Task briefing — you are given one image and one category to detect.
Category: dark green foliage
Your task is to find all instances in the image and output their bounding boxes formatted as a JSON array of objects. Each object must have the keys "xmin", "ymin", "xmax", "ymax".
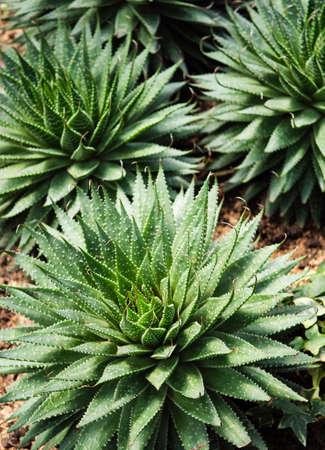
[
  {"xmin": 0, "ymin": 24, "xmax": 200, "ymax": 250},
  {"xmin": 197, "ymin": 0, "xmax": 325, "ymax": 226},
  {"xmin": 0, "ymin": 168, "xmax": 315, "ymax": 449},
  {"xmin": 293, "ymin": 266, "xmax": 325, "ymax": 365},
  {"xmin": 252, "ymin": 398, "xmax": 325, "ymax": 447},
  {"xmin": 292, "ymin": 265, "xmax": 325, "ymax": 402},
  {"xmin": 7, "ymin": 0, "xmax": 221, "ymax": 70}
]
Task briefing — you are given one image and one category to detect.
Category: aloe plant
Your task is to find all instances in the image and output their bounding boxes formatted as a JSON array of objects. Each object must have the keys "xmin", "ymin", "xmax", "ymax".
[
  {"xmin": 0, "ymin": 24, "xmax": 200, "ymax": 250},
  {"xmin": 196, "ymin": 0, "xmax": 325, "ymax": 226},
  {"xmin": 7, "ymin": 0, "xmax": 220, "ymax": 70},
  {"xmin": 0, "ymin": 168, "xmax": 315, "ymax": 449}
]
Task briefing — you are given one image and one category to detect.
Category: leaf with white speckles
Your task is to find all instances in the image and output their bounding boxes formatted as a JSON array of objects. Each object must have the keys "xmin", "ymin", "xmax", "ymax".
[
  {"xmin": 169, "ymin": 390, "xmax": 220, "ymax": 426},
  {"xmin": 129, "ymin": 386, "xmax": 167, "ymax": 444},
  {"xmin": 171, "ymin": 405, "xmax": 209, "ymax": 450},
  {"xmin": 167, "ymin": 364, "xmax": 205, "ymax": 399}
]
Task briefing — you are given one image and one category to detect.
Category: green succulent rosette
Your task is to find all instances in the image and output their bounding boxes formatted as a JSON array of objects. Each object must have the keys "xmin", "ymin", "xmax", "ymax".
[
  {"xmin": 0, "ymin": 168, "xmax": 315, "ymax": 449},
  {"xmin": 197, "ymin": 0, "xmax": 325, "ymax": 226},
  {"xmin": 0, "ymin": 24, "xmax": 200, "ymax": 249}
]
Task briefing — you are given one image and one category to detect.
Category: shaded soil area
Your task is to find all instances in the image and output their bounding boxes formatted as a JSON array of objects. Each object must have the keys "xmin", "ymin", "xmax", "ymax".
[{"xmin": 0, "ymin": 5, "xmax": 22, "ymax": 56}]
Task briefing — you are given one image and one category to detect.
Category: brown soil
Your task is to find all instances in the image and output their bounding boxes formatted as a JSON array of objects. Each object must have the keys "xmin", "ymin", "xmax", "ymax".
[{"xmin": 0, "ymin": 4, "xmax": 22, "ymax": 56}]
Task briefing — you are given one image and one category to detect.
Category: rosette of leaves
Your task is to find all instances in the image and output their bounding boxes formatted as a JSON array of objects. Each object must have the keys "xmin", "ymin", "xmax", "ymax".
[
  {"xmin": 0, "ymin": 24, "xmax": 200, "ymax": 250},
  {"xmin": 0, "ymin": 168, "xmax": 316, "ymax": 449},
  {"xmin": 7, "ymin": 0, "xmax": 220, "ymax": 70},
  {"xmin": 196, "ymin": 0, "xmax": 325, "ymax": 226}
]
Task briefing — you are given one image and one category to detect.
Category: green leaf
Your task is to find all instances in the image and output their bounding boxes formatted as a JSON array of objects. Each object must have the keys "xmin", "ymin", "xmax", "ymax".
[
  {"xmin": 217, "ymin": 244, "xmax": 279, "ymax": 294},
  {"xmin": 109, "ymin": 142, "xmax": 176, "ymax": 160},
  {"xmin": 265, "ymin": 97, "xmax": 304, "ymax": 112},
  {"xmin": 200, "ymin": 332, "xmax": 265, "ymax": 367},
  {"xmin": 212, "ymin": 394, "xmax": 251, "ymax": 447},
  {"xmin": 240, "ymin": 366, "xmax": 306, "ymax": 402},
  {"xmin": 0, "ymin": 326, "xmax": 39, "ymax": 343},
  {"xmin": 280, "ymin": 140, "xmax": 309, "ymax": 176},
  {"xmin": 70, "ymin": 141, "xmax": 96, "ymax": 162},
  {"xmin": 129, "ymin": 386, "xmax": 167, "ymax": 444},
  {"xmin": 242, "ymin": 308, "xmax": 316, "ymax": 336},
  {"xmin": 146, "ymin": 356, "xmax": 179, "ymax": 390},
  {"xmin": 266, "ymin": 119, "xmax": 304, "ymax": 150},
  {"xmin": 79, "ymin": 375, "xmax": 147, "ymax": 427},
  {"xmin": 45, "ymin": 171, "xmax": 76, "ymax": 205},
  {"xmin": 116, "ymin": 344, "xmax": 151, "ymax": 357},
  {"xmin": 239, "ymin": 332, "xmax": 298, "ymax": 359},
  {"xmin": 94, "ymin": 162, "xmax": 124, "ymax": 181},
  {"xmin": 141, "ymin": 327, "xmax": 166, "ymax": 347},
  {"xmin": 1, "ymin": 180, "xmax": 49, "ymax": 218},
  {"xmin": 304, "ymin": 324, "xmax": 325, "ymax": 355},
  {"xmin": 97, "ymin": 357, "xmax": 155, "ymax": 385},
  {"xmin": 276, "ymin": 400, "xmax": 314, "ymax": 447},
  {"xmin": 215, "ymin": 74, "xmax": 278, "ymax": 97},
  {"xmin": 67, "ymin": 161, "xmax": 100, "ymax": 180},
  {"xmin": 182, "ymin": 336, "xmax": 231, "ymax": 362},
  {"xmin": 54, "ymin": 356, "xmax": 107, "ymax": 381},
  {"xmin": 169, "ymin": 390, "xmax": 220, "ymax": 426},
  {"xmin": 167, "ymin": 364, "xmax": 204, "ymax": 399},
  {"xmin": 151, "ymin": 345, "xmax": 177, "ymax": 360},
  {"xmin": 29, "ymin": 389, "xmax": 93, "ymax": 424},
  {"xmin": 75, "ymin": 412, "xmax": 120, "ymax": 450},
  {"xmin": 119, "ymin": 314, "xmax": 146, "ymax": 342},
  {"xmin": 193, "ymin": 294, "xmax": 231, "ymax": 331},
  {"xmin": 0, "ymin": 370, "xmax": 51, "ymax": 402},
  {"xmin": 314, "ymin": 117, "xmax": 325, "ymax": 157},
  {"xmin": 114, "ymin": 6, "xmax": 137, "ymax": 37},
  {"xmin": 0, "ymin": 159, "xmax": 68, "ymax": 179},
  {"xmin": 176, "ymin": 321, "xmax": 202, "ymax": 351},
  {"xmin": 170, "ymin": 406, "xmax": 209, "ymax": 450},
  {"xmin": 204, "ymin": 367, "xmax": 270, "ymax": 401},
  {"xmin": 293, "ymin": 109, "xmax": 321, "ymax": 128}
]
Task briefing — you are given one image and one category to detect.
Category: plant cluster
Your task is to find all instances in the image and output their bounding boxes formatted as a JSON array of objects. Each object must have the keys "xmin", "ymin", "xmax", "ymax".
[
  {"xmin": 0, "ymin": 171, "xmax": 315, "ymax": 449},
  {"xmin": 197, "ymin": 0, "xmax": 325, "ymax": 226},
  {"xmin": 0, "ymin": 1, "xmax": 324, "ymax": 449}
]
